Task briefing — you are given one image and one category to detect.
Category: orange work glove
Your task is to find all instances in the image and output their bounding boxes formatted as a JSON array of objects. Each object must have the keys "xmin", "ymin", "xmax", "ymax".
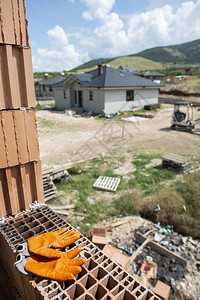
[
  {"xmin": 25, "ymin": 247, "xmax": 86, "ymax": 281},
  {"xmin": 28, "ymin": 228, "xmax": 80, "ymax": 259}
]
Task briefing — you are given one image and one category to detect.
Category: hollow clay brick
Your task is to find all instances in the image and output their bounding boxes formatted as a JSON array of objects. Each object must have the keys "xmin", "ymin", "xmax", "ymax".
[
  {"xmin": 0, "ymin": 45, "xmax": 35, "ymax": 109},
  {"xmin": 0, "ymin": 161, "xmax": 44, "ymax": 217},
  {"xmin": 0, "ymin": 0, "xmax": 29, "ymax": 46},
  {"xmin": 154, "ymin": 280, "xmax": 170, "ymax": 300},
  {"xmin": 103, "ymin": 245, "xmax": 130, "ymax": 271},
  {"xmin": 25, "ymin": 109, "xmax": 40, "ymax": 161},
  {"xmin": 0, "ymin": 109, "xmax": 39, "ymax": 168},
  {"xmin": 0, "ymin": 111, "xmax": 19, "ymax": 167},
  {"xmin": 89, "ymin": 283, "xmax": 107, "ymax": 300},
  {"xmin": 0, "ymin": 207, "xmax": 162, "ymax": 299},
  {"xmin": 91, "ymin": 227, "xmax": 107, "ymax": 237}
]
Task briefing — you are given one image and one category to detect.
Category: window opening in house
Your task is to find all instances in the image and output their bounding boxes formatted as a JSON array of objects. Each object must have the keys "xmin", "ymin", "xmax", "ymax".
[
  {"xmin": 89, "ymin": 91, "xmax": 93, "ymax": 101},
  {"xmin": 43, "ymin": 86, "xmax": 45, "ymax": 92},
  {"xmin": 49, "ymin": 87, "xmax": 53, "ymax": 92},
  {"xmin": 63, "ymin": 90, "xmax": 66, "ymax": 99},
  {"xmin": 74, "ymin": 91, "xmax": 77, "ymax": 104},
  {"xmin": 126, "ymin": 90, "xmax": 134, "ymax": 101}
]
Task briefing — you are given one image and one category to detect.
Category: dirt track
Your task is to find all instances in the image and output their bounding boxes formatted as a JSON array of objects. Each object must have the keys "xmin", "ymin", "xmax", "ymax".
[{"xmin": 37, "ymin": 105, "xmax": 200, "ymax": 168}]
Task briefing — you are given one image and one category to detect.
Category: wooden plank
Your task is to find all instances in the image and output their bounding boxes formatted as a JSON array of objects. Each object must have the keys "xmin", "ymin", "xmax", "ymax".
[
  {"xmin": 48, "ymin": 204, "xmax": 75, "ymax": 210},
  {"xmin": 110, "ymin": 218, "xmax": 132, "ymax": 228}
]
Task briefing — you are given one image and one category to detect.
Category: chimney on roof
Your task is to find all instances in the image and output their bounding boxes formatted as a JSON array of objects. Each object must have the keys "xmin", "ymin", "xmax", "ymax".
[{"xmin": 98, "ymin": 62, "xmax": 103, "ymax": 76}]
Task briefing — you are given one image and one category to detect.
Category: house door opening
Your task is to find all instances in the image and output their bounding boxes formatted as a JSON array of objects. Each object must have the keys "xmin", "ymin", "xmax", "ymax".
[{"xmin": 78, "ymin": 91, "xmax": 83, "ymax": 107}]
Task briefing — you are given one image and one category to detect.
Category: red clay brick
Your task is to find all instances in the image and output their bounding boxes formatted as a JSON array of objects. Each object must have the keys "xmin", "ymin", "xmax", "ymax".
[
  {"xmin": 154, "ymin": 280, "xmax": 170, "ymax": 300},
  {"xmin": 0, "ymin": 110, "xmax": 40, "ymax": 169},
  {"xmin": 0, "ymin": 0, "xmax": 29, "ymax": 46},
  {"xmin": 0, "ymin": 161, "xmax": 44, "ymax": 217},
  {"xmin": 0, "ymin": 45, "xmax": 35, "ymax": 109}
]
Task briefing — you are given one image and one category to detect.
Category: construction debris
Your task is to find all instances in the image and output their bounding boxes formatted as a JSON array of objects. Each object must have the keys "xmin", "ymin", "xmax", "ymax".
[
  {"xmin": 161, "ymin": 152, "xmax": 191, "ymax": 172},
  {"xmin": 42, "ymin": 156, "xmax": 99, "ymax": 202},
  {"xmin": 93, "ymin": 176, "xmax": 121, "ymax": 192},
  {"xmin": 135, "ymin": 258, "xmax": 157, "ymax": 288},
  {"xmin": 135, "ymin": 232, "xmax": 188, "ymax": 267},
  {"xmin": 96, "ymin": 216, "xmax": 200, "ymax": 299}
]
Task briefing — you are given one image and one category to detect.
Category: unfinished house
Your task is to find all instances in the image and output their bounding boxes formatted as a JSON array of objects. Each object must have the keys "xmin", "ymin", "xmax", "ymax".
[
  {"xmin": 53, "ymin": 64, "xmax": 163, "ymax": 114},
  {"xmin": 0, "ymin": 1, "xmax": 162, "ymax": 299},
  {"xmin": 35, "ymin": 74, "xmax": 67, "ymax": 98}
]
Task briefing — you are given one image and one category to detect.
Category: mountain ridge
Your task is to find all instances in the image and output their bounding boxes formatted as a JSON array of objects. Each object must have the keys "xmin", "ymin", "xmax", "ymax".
[{"xmin": 70, "ymin": 39, "xmax": 200, "ymax": 72}]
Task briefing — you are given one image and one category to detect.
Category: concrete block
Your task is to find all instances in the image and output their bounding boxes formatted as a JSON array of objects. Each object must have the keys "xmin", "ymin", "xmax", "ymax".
[
  {"xmin": 0, "ymin": 0, "xmax": 29, "ymax": 46},
  {"xmin": 154, "ymin": 280, "xmax": 170, "ymax": 300},
  {"xmin": 0, "ymin": 45, "xmax": 35, "ymax": 109}
]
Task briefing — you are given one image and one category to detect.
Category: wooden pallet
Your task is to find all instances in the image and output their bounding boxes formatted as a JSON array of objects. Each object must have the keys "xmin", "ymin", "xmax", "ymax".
[
  {"xmin": 161, "ymin": 153, "xmax": 191, "ymax": 171},
  {"xmin": 161, "ymin": 153, "xmax": 190, "ymax": 166},
  {"xmin": 93, "ymin": 176, "xmax": 120, "ymax": 192}
]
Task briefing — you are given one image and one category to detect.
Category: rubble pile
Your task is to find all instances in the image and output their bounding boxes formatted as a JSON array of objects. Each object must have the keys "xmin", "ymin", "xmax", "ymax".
[{"xmin": 97, "ymin": 216, "xmax": 200, "ymax": 299}]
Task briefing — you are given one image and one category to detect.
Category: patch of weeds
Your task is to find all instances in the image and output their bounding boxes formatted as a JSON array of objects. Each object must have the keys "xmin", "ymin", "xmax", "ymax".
[
  {"xmin": 111, "ymin": 191, "xmax": 142, "ymax": 217},
  {"xmin": 140, "ymin": 170, "xmax": 200, "ymax": 238},
  {"xmin": 37, "ymin": 117, "xmax": 61, "ymax": 128},
  {"xmin": 35, "ymin": 103, "xmax": 55, "ymax": 111}
]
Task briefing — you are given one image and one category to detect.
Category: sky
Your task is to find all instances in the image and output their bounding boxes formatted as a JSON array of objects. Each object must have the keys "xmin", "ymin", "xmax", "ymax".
[{"xmin": 25, "ymin": 0, "xmax": 200, "ymax": 72}]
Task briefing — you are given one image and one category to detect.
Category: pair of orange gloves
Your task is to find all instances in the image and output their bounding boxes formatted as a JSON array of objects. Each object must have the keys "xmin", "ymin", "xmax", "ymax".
[{"xmin": 23, "ymin": 228, "xmax": 86, "ymax": 281}]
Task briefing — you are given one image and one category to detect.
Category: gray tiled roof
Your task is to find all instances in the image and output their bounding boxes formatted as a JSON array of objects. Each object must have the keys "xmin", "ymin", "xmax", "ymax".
[
  {"xmin": 52, "ymin": 66, "xmax": 164, "ymax": 89},
  {"xmin": 142, "ymin": 70, "xmax": 165, "ymax": 77},
  {"xmin": 81, "ymin": 66, "xmax": 163, "ymax": 88},
  {"xmin": 36, "ymin": 75, "xmax": 67, "ymax": 86}
]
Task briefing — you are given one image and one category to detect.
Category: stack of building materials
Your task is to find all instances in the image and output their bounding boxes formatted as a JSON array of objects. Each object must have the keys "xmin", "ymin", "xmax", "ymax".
[
  {"xmin": 88, "ymin": 227, "xmax": 108, "ymax": 250},
  {"xmin": 42, "ymin": 172, "xmax": 57, "ymax": 202},
  {"xmin": 144, "ymin": 104, "xmax": 160, "ymax": 110},
  {"xmin": 161, "ymin": 153, "xmax": 191, "ymax": 172},
  {"xmin": 0, "ymin": 0, "xmax": 44, "ymax": 217},
  {"xmin": 42, "ymin": 165, "xmax": 70, "ymax": 202},
  {"xmin": 0, "ymin": 205, "xmax": 161, "ymax": 299}
]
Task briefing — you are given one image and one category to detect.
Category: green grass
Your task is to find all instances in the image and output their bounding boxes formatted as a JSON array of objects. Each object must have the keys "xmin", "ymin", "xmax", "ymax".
[
  {"xmin": 35, "ymin": 103, "xmax": 55, "ymax": 111},
  {"xmin": 55, "ymin": 151, "xmax": 200, "ymax": 237},
  {"xmin": 75, "ymin": 56, "xmax": 164, "ymax": 73}
]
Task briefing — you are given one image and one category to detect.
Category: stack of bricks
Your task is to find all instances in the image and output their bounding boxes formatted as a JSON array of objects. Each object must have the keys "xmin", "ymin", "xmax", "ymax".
[
  {"xmin": 0, "ymin": 0, "xmax": 44, "ymax": 217},
  {"xmin": 0, "ymin": 205, "xmax": 161, "ymax": 299}
]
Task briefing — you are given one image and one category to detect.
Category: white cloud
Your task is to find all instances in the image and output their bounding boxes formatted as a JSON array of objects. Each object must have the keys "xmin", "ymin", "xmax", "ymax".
[
  {"xmin": 76, "ymin": 0, "xmax": 200, "ymax": 58},
  {"xmin": 32, "ymin": 1, "xmax": 200, "ymax": 71},
  {"xmin": 33, "ymin": 25, "xmax": 89, "ymax": 71},
  {"xmin": 126, "ymin": 0, "xmax": 200, "ymax": 52},
  {"xmin": 81, "ymin": 0, "xmax": 115, "ymax": 20}
]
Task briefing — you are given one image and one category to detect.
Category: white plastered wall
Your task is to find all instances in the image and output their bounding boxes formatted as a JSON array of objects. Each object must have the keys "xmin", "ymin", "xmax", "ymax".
[{"xmin": 104, "ymin": 88, "xmax": 159, "ymax": 114}]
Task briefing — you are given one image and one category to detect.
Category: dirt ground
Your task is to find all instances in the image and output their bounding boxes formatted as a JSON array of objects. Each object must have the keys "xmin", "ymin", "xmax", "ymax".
[{"xmin": 36, "ymin": 104, "xmax": 200, "ymax": 168}]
